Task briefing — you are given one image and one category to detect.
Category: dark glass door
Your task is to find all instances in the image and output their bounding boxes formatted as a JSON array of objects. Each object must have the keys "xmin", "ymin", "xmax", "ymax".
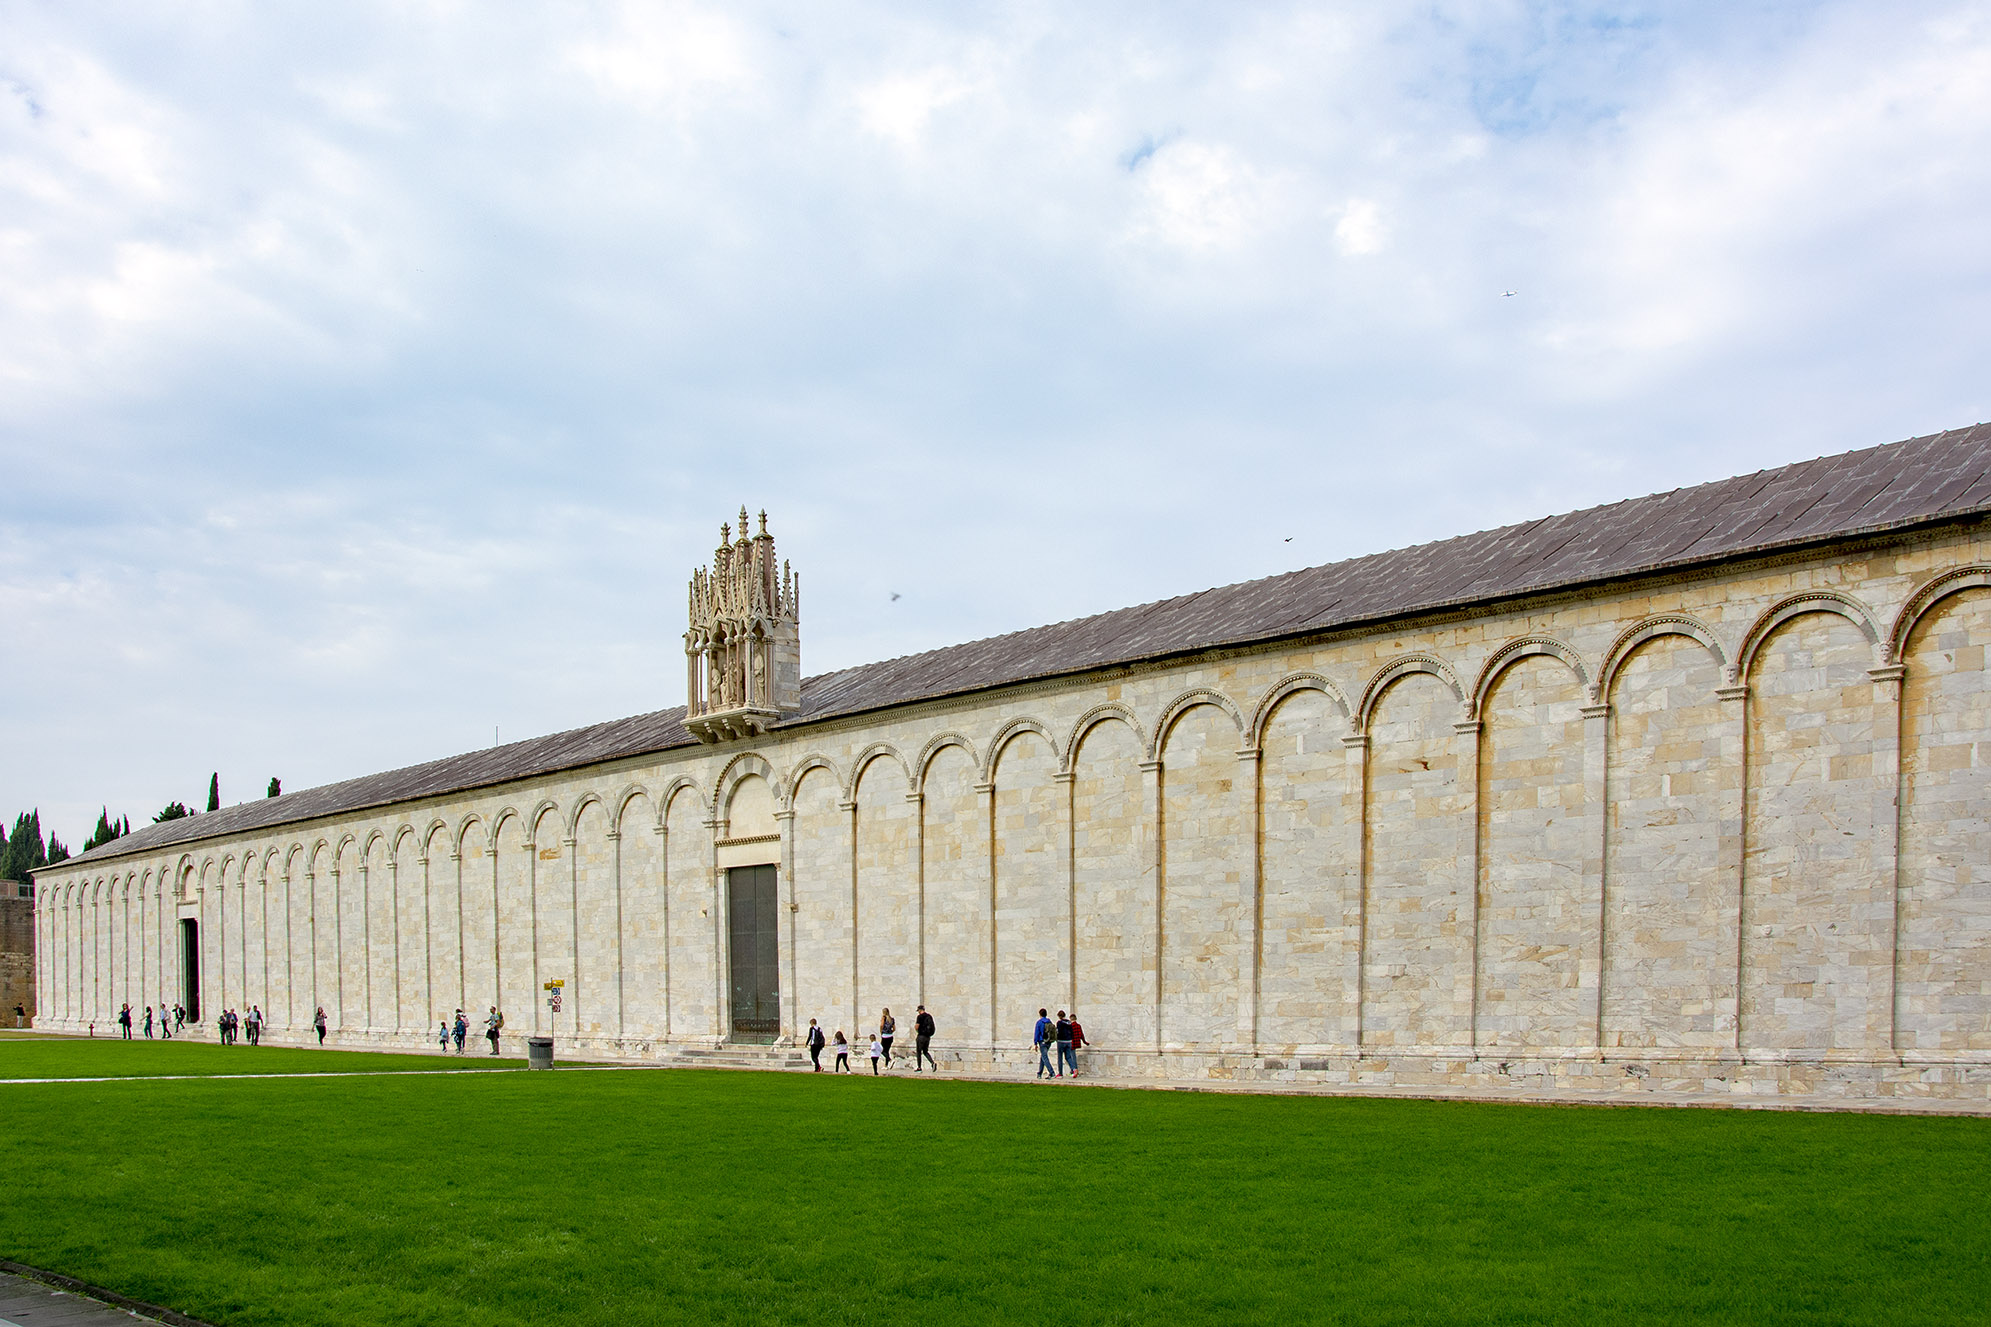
[
  {"xmin": 179, "ymin": 918, "xmax": 201, "ymax": 1021},
  {"xmin": 728, "ymin": 865, "xmax": 779, "ymax": 1041}
]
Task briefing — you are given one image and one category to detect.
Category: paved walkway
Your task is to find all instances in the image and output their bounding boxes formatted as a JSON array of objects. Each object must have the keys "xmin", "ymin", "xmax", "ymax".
[{"xmin": 0, "ymin": 1267, "xmax": 207, "ymax": 1327}]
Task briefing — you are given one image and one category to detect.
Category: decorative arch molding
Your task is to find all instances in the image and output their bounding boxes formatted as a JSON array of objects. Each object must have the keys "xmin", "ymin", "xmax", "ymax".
[
  {"xmin": 1246, "ymin": 673, "xmax": 1354, "ymax": 750},
  {"xmin": 1148, "ymin": 688, "xmax": 1248, "ymax": 763},
  {"xmin": 777, "ymin": 758, "xmax": 840, "ymax": 812},
  {"xmin": 1888, "ymin": 565, "xmax": 1991, "ymax": 663},
  {"xmin": 389, "ymin": 823, "xmax": 421, "ymax": 855},
  {"xmin": 609, "ymin": 783, "xmax": 658, "ymax": 834},
  {"xmin": 656, "ymin": 776, "xmax": 708, "ymax": 824},
  {"xmin": 849, "ymin": 743, "xmax": 914, "ymax": 798},
  {"xmin": 360, "ymin": 829, "xmax": 389, "ymax": 861},
  {"xmin": 420, "ymin": 819, "xmax": 452, "ymax": 856},
  {"xmin": 566, "ymin": 791, "xmax": 607, "ymax": 838},
  {"xmin": 714, "ymin": 752, "xmax": 778, "ymax": 820},
  {"xmin": 260, "ymin": 846, "xmax": 283, "ymax": 874},
  {"xmin": 984, "ymin": 717, "xmax": 1059, "ymax": 783},
  {"xmin": 453, "ymin": 814, "xmax": 488, "ymax": 856},
  {"xmin": 217, "ymin": 853, "xmax": 236, "ymax": 882},
  {"xmin": 1469, "ymin": 637, "xmax": 1589, "ymax": 720},
  {"xmin": 527, "ymin": 798, "xmax": 564, "ymax": 842},
  {"xmin": 486, "ymin": 807, "xmax": 525, "ymax": 845},
  {"xmin": 913, "ymin": 732, "xmax": 980, "ymax": 792},
  {"xmin": 1732, "ymin": 590, "xmax": 1882, "ymax": 683},
  {"xmin": 1063, "ymin": 702, "xmax": 1146, "ymax": 772},
  {"xmin": 332, "ymin": 832, "xmax": 359, "ymax": 868},
  {"xmin": 305, "ymin": 841, "xmax": 330, "ymax": 875},
  {"xmin": 1356, "ymin": 654, "xmax": 1466, "ymax": 731},
  {"xmin": 1593, "ymin": 613, "xmax": 1726, "ymax": 703}
]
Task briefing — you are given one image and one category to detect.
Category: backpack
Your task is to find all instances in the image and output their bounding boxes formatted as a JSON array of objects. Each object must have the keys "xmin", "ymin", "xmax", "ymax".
[{"xmin": 917, "ymin": 1012, "xmax": 934, "ymax": 1037}]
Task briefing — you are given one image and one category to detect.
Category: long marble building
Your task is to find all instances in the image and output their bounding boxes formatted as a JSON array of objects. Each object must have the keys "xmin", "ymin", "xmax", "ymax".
[{"xmin": 30, "ymin": 422, "xmax": 1991, "ymax": 1103}]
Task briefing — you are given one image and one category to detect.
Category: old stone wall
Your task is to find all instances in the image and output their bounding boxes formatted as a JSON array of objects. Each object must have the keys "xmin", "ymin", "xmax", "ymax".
[
  {"xmin": 27, "ymin": 528, "xmax": 1991, "ymax": 1103},
  {"xmin": 1, "ymin": 893, "xmax": 33, "ymax": 1025}
]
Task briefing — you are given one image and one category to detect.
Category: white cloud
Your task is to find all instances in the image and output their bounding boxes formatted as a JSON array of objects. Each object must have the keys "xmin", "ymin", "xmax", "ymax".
[{"xmin": 1333, "ymin": 198, "xmax": 1385, "ymax": 255}]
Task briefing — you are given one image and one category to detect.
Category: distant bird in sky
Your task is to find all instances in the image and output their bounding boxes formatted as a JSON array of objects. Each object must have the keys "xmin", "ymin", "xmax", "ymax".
[
  {"xmin": 1284, "ymin": 537, "xmax": 1293, "ymax": 542},
  {"xmin": 890, "ymin": 592, "xmax": 901, "ymax": 601},
  {"xmin": 1502, "ymin": 290, "xmax": 1518, "ymax": 297}
]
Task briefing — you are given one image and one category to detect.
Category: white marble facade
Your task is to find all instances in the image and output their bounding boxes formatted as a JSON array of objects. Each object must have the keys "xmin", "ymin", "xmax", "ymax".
[{"xmin": 30, "ymin": 525, "xmax": 1991, "ymax": 1104}]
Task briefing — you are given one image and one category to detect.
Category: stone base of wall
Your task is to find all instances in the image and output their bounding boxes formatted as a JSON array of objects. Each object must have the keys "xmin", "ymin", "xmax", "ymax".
[{"xmin": 32, "ymin": 1018, "xmax": 1991, "ymax": 1106}]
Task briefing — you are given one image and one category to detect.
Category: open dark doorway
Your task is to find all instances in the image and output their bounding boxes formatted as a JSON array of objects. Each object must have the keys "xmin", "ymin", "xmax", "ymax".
[
  {"xmin": 727, "ymin": 865, "xmax": 779, "ymax": 1042},
  {"xmin": 179, "ymin": 918, "xmax": 200, "ymax": 1022}
]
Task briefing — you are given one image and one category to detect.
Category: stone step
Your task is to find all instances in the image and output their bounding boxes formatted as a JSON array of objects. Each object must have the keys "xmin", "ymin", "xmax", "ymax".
[{"xmin": 668, "ymin": 1046, "xmax": 810, "ymax": 1071}]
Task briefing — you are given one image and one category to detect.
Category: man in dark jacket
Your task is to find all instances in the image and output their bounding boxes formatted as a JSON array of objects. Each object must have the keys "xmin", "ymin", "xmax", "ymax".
[
  {"xmin": 805, "ymin": 1019, "xmax": 827, "ymax": 1071},
  {"xmin": 913, "ymin": 1006, "xmax": 937, "ymax": 1072},
  {"xmin": 1054, "ymin": 1011, "xmax": 1075, "ymax": 1078},
  {"xmin": 1034, "ymin": 1008, "xmax": 1055, "ymax": 1079}
]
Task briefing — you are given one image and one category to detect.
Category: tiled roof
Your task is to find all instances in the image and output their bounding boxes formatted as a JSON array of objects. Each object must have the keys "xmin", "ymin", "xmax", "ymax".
[{"xmin": 61, "ymin": 421, "xmax": 1991, "ymax": 869}]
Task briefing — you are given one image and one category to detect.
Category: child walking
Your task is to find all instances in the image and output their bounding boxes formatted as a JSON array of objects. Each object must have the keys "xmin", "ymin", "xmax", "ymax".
[
  {"xmin": 833, "ymin": 1030, "xmax": 850, "ymax": 1072},
  {"xmin": 867, "ymin": 1032, "xmax": 884, "ymax": 1075}
]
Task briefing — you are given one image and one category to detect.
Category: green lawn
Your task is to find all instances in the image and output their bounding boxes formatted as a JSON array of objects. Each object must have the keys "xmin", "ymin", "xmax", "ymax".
[
  {"xmin": 1, "ymin": 1042, "xmax": 1987, "ymax": 1326},
  {"xmin": 0, "ymin": 1032, "xmax": 516, "ymax": 1078}
]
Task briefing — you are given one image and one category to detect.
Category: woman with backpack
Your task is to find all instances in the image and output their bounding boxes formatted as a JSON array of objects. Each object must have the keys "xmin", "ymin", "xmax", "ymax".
[{"xmin": 878, "ymin": 1009, "xmax": 896, "ymax": 1068}]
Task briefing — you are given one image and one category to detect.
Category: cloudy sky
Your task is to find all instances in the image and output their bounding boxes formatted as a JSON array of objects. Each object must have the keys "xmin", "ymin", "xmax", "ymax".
[{"xmin": 3, "ymin": 1, "xmax": 1987, "ymax": 848}]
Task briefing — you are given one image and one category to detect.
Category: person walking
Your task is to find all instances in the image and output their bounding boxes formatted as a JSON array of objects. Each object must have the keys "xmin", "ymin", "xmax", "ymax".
[
  {"xmin": 248, "ymin": 1006, "xmax": 263, "ymax": 1046},
  {"xmin": 867, "ymin": 1031, "xmax": 884, "ymax": 1075},
  {"xmin": 453, "ymin": 1010, "xmax": 469, "ymax": 1054},
  {"xmin": 485, "ymin": 1006, "xmax": 504, "ymax": 1056},
  {"xmin": 878, "ymin": 1009, "xmax": 896, "ymax": 1069},
  {"xmin": 439, "ymin": 1019, "xmax": 451, "ymax": 1052},
  {"xmin": 914, "ymin": 1005, "xmax": 937, "ymax": 1072},
  {"xmin": 805, "ymin": 1019, "xmax": 826, "ymax": 1071},
  {"xmin": 833, "ymin": 1030, "xmax": 850, "ymax": 1072},
  {"xmin": 174, "ymin": 1004, "xmax": 185, "ymax": 1034},
  {"xmin": 142, "ymin": 1005, "xmax": 154, "ymax": 1039},
  {"xmin": 1068, "ymin": 1011, "xmax": 1086, "ymax": 1077},
  {"xmin": 1055, "ymin": 1010, "xmax": 1076, "ymax": 1079},
  {"xmin": 159, "ymin": 1001, "xmax": 173, "ymax": 1039},
  {"xmin": 1033, "ymin": 1008, "xmax": 1055, "ymax": 1079},
  {"xmin": 117, "ymin": 1003, "xmax": 133, "ymax": 1039},
  {"xmin": 313, "ymin": 1006, "xmax": 328, "ymax": 1045}
]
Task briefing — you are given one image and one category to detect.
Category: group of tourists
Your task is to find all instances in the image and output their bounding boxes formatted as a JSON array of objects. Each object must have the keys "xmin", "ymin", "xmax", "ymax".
[
  {"xmin": 215, "ymin": 1006, "xmax": 265, "ymax": 1045},
  {"xmin": 800, "ymin": 1005, "xmax": 1085, "ymax": 1078},
  {"xmin": 94, "ymin": 999, "xmax": 515, "ymax": 1053},
  {"xmin": 1032, "ymin": 1008, "xmax": 1085, "ymax": 1079},
  {"xmin": 804, "ymin": 1005, "xmax": 941, "ymax": 1074},
  {"xmin": 432, "ymin": 1008, "xmax": 506, "ymax": 1055},
  {"xmin": 116, "ymin": 1002, "xmax": 187, "ymax": 1039}
]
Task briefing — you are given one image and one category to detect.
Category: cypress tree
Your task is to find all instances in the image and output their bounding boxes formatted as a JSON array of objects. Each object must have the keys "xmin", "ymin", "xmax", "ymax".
[
  {"xmin": 2, "ymin": 812, "xmax": 45, "ymax": 879},
  {"xmin": 45, "ymin": 835, "xmax": 68, "ymax": 864},
  {"xmin": 83, "ymin": 807, "xmax": 125, "ymax": 852},
  {"xmin": 153, "ymin": 801, "xmax": 190, "ymax": 823},
  {"xmin": 267, "ymin": 777, "xmax": 281, "ymax": 798},
  {"xmin": 206, "ymin": 773, "xmax": 220, "ymax": 813}
]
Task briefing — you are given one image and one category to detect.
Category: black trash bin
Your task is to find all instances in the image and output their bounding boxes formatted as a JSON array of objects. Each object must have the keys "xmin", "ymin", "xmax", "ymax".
[{"xmin": 527, "ymin": 1036, "xmax": 555, "ymax": 1070}]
